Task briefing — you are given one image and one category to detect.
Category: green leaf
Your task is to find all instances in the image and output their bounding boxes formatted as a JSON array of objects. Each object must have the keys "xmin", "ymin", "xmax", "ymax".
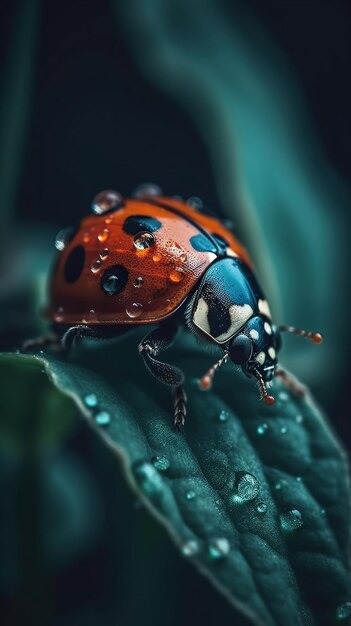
[{"xmin": 4, "ymin": 328, "xmax": 350, "ymax": 626}]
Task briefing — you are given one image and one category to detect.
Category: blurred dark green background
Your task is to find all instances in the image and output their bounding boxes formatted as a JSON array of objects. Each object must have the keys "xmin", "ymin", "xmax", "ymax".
[{"xmin": 1, "ymin": 1, "xmax": 350, "ymax": 625}]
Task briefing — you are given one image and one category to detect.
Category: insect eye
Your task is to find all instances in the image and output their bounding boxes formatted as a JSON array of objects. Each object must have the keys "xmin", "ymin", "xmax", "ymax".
[
  {"xmin": 229, "ymin": 334, "xmax": 253, "ymax": 365},
  {"xmin": 133, "ymin": 231, "xmax": 155, "ymax": 250},
  {"xmin": 272, "ymin": 325, "xmax": 282, "ymax": 352}
]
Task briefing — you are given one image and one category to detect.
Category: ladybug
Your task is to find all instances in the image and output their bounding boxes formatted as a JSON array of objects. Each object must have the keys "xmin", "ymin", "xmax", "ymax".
[{"xmin": 24, "ymin": 185, "xmax": 323, "ymax": 428}]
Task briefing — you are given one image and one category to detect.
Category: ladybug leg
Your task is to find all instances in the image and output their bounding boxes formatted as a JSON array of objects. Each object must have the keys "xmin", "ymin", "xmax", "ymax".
[
  {"xmin": 275, "ymin": 367, "xmax": 306, "ymax": 397},
  {"xmin": 22, "ymin": 333, "xmax": 62, "ymax": 352},
  {"xmin": 138, "ymin": 323, "xmax": 187, "ymax": 429},
  {"xmin": 61, "ymin": 324, "xmax": 100, "ymax": 351}
]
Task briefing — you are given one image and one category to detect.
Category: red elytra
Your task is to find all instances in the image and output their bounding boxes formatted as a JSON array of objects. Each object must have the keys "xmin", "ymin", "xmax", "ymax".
[{"xmin": 49, "ymin": 196, "xmax": 251, "ymax": 326}]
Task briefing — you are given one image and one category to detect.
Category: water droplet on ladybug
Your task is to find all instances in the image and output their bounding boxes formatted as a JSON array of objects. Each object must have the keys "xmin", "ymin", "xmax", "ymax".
[
  {"xmin": 133, "ymin": 182, "xmax": 162, "ymax": 198},
  {"xmin": 169, "ymin": 268, "xmax": 184, "ymax": 283},
  {"xmin": 126, "ymin": 303, "xmax": 143, "ymax": 318},
  {"xmin": 133, "ymin": 276, "xmax": 144, "ymax": 288},
  {"xmin": 83, "ymin": 309, "xmax": 97, "ymax": 323},
  {"xmin": 133, "ymin": 231, "xmax": 155, "ymax": 250},
  {"xmin": 55, "ymin": 306, "xmax": 65, "ymax": 322},
  {"xmin": 55, "ymin": 226, "xmax": 76, "ymax": 251},
  {"xmin": 187, "ymin": 196, "xmax": 203, "ymax": 210},
  {"xmin": 99, "ymin": 248, "xmax": 109, "ymax": 260},
  {"xmin": 91, "ymin": 259, "xmax": 102, "ymax": 273},
  {"xmin": 91, "ymin": 190, "xmax": 122, "ymax": 215},
  {"xmin": 97, "ymin": 228, "xmax": 109, "ymax": 243},
  {"xmin": 153, "ymin": 252, "xmax": 162, "ymax": 263}
]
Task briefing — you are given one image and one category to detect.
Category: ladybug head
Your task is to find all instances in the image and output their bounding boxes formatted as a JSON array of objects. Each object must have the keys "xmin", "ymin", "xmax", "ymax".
[
  {"xmin": 199, "ymin": 315, "xmax": 323, "ymax": 405},
  {"xmin": 228, "ymin": 316, "xmax": 281, "ymax": 405}
]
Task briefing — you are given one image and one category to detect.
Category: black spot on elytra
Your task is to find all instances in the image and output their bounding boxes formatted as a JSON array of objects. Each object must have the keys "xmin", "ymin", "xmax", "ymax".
[
  {"xmin": 64, "ymin": 245, "xmax": 85, "ymax": 283},
  {"xmin": 123, "ymin": 215, "xmax": 161, "ymax": 235},
  {"xmin": 101, "ymin": 265, "xmax": 128, "ymax": 295},
  {"xmin": 190, "ymin": 233, "xmax": 217, "ymax": 254}
]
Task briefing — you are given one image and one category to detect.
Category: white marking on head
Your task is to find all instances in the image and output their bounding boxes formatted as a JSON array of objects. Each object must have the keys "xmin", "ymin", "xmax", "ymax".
[
  {"xmin": 249, "ymin": 329, "xmax": 259, "ymax": 340},
  {"xmin": 258, "ymin": 299, "xmax": 272, "ymax": 319},
  {"xmin": 255, "ymin": 351, "xmax": 266, "ymax": 365},
  {"xmin": 215, "ymin": 304, "xmax": 254, "ymax": 343},
  {"xmin": 193, "ymin": 297, "xmax": 210, "ymax": 334},
  {"xmin": 226, "ymin": 248, "xmax": 239, "ymax": 258},
  {"xmin": 268, "ymin": 347, "xmax": 276, "ymax": 360},
  {"xmin": 264, "ymin": 322, "xmax": 272, "ymax": 335}
]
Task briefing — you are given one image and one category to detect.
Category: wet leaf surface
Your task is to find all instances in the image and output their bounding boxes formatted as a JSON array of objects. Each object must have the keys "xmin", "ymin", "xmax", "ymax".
[{"xmin": 2, "ymin": 327, "xmax": 349, "ymax": 626}]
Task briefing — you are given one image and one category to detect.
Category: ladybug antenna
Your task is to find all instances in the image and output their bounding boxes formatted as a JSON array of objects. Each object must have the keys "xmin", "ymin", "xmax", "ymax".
[
  {"xmin": 279, "ymin": 325, "xmax": 323, "ymax": 345},
  {"xmin": 199, "ymin": 351, "xmax": 229, "ymax": 391},
  {"xmin": 252, "ymin": 368, "xmax": 276, "ymax": 406}
]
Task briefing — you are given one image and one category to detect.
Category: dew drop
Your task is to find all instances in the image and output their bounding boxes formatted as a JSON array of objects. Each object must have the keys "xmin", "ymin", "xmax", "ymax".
[
  {"xmin": 91, "ymin": 259, "xmax": 102, "ymax": 273},
  {"xmin": 97, "ymin": 228, "xmax": 110, "ymax": 243},
  {"xmin": 82, "ymin": 309, "xmax": 97, "ymax": 323},
  {"xmin": 133, "ymin": 276, "xmax": 144, "ymax": 288},
  {"xmin": 152, "ymin": 252, "xmax": 162, "ymax": 263},
  {"xmin": 296, "ymin": 476, "xmax": 302, "ymax": 482},
  {"xmin": 99, "ymin": 248, "xmax": 109, "ymax": 260},
  {"xmin": 152, "ymin": 456, "xmax": 170, "ymax": 472},
  {"xmin": 84, "ymin": 393, "xmax": 98, "ymax": 408},
  {"xmin": 126, "ymin": 303, "xmax": 143, "ymax": 318},
  {"xmin": 257, "ymin": 423, "xmax": 268, "ymax": 435},
  {"xmin": 280, "ymin": 509, "xmax": 303, "ymax": 532},
  {"xmin": 91, "ymin": 189, "xmax": 122, "ymax": 214},
  {"xmin": 336, "ymin": 602, "xmax": 351, "ymax": 621},
  {"xmin": 55, "ymin": 306, "xmax": 65, "ymax": 322},
  {"xmin": 133, "ymin": 231, "xmax": 155, "ymax": 250},
  {"xmin": 187, "ymin": 196, "xmax": 203, "ymax": 210},
  {"xmin": 278, "ymin": 391, "xmax": 289, "ymax": 402},
  {"xmin": 55, "ymin": 226, "xmax": 76, "ymax": 251},
  {"xmin": 232, "ymin": 472, "xmax": 259, "ymax": 503},
  {"xmin": 218, "ymin": 410, "xmax": 229, "ymax": 423},
  {"xmin": 95, "ymin": 410, "xmax": 111, "ymax": 426},
  {"xmin": 256, "ymin": 502, "xmax": 267, "ymax": 514},
  {"xmin": 207, "ymin": 538, "xmax": 230, "ymax": 560},
  {"xmin": 186, "ymin": 490, "xmax": 196, "ymax": 501},
  {"xmin": 296, "ymin": 414, "xmax": 303, "ymax": 424},
  {"xmin": 169, "ymin": 268, "xmax": 184, "ymax": 283},
  {"xmin": 280, "ymin": 426, "xmax": 288, "ymax": 434},
  {"xmin": 274, "ymin": 480, "xmax": 286, "ymax": 491},
  {"xmin": 133, "ymin": 183, "xmax": 162, "ymax": 198},
  {"xmin": 132, "ymin": 461, "xmax": 163, "ymax": 499},
  {"xmin": 181, "ymin": 540, "xmax": 199, "ymax": 557}
]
